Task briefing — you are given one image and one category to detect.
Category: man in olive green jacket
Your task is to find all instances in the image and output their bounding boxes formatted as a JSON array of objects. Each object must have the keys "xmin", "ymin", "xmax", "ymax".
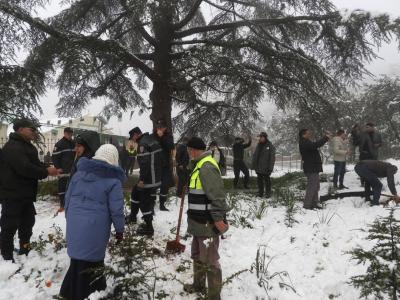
[{"xmin": 184, "ymin": 137, "xmax": 229, "ymax": 300}]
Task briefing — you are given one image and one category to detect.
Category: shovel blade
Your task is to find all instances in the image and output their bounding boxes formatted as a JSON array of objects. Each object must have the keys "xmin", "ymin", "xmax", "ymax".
[{"xmin": 166, "ymin": 240, "xmax": 186, "ymax": 254}]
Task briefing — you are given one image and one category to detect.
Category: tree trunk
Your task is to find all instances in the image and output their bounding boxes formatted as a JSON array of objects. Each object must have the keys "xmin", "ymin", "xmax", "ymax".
[{"xmin": 149, "ymin": 5, "xmax": 174, "ymax": 132}]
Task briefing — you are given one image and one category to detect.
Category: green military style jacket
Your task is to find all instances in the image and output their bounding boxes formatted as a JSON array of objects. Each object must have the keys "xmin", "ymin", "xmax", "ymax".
[{"xmin": 187, "ymin": 151, "xmax": 230, "ymax": 237}]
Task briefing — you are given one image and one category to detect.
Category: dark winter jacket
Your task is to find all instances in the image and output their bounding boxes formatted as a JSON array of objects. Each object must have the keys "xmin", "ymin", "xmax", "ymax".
[
  {"xmin": 153, "ymin": 132, "xmax": 174, "ymax": 169},
  {"xmin": 299, "ymin": 136, "xmax": 329, "ymax": 174},
  {"xmin": 211, "ymin": 148, "xmax": 226, "ymax": 171},
  {"xmin": 51, "ymin": 137, "xmax": 75, "ymax": 174},
  {"xmin": 233, "ymin": 139, "xmax": 251, "ymax": 161},
  {"xmin": 1, "ymin": 133, "xmax": 48, "ymax": 200},
  {"xmin": 359, "ymin": 131, "xmax": 382, "ymax": 160},
  {"xmin": 137, "ymin": 133, "xmax": 162, "ymax": 188},
  {"xmin": 69, "ymin": 130, "xmax": 101, "ymax": 179},
  {"xmin": 356, "ymin": 160, "xmax": 397, "ymax": 195},
  {"xmin": 176, "ymin": 143, "xmax": 189, "ymax": 169},
  {"xmin": 65, "ymin": 158, "xmax": 125, "ymax": 262},
  {"xmin": 252, "ymin": 141, "xmax": 276, "ymax": 175}
]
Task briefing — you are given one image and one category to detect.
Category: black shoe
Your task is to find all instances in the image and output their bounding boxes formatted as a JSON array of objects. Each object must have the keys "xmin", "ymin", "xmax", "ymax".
[
  {"xmin": 338, "ymin": 185, "xmax": 348, "ymax": 190},
  {"xmin": 183, "ymin": 283, "xmax": 206, "ymax": 294},
  {"xmin": 126, "ymin": 215, "xmax": 137, "ymax": 224},
  {"xmin": 313, "ymin": 205, "xmax": 323, "ymax": 210},
  {"xmin": 370, "ymin": 202, "xmax": 380, "ymax": 206},
  {"xmin": 303, "ymin": 206, "xmax": 314, "ymax": 210},
  {"xmin": 18, "ymin": 243, "xmax": 31, "ymax": 256},
  {"xmin": 136, "ymin": 223, "xmax": 154, "ymax": 237},
  {"xmin": 159, "ymin": 205, "xmax": 169, "ymax": 212},
  {"xmin": 265, "ymin": 193, "xmax": 272, "ymax": 198}
]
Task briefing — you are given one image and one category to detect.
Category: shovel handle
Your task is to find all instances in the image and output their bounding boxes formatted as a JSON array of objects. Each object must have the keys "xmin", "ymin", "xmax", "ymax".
[{"xmin": 175, "ymin": 186, "xmax": 187, "ymax": 242}]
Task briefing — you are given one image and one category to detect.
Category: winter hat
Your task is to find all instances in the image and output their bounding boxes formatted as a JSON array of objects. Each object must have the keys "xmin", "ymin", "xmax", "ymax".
[
  {"xmin": 13, "ymin": 118, "xmax": 39, "ymax": 131},
  {"xmin": 129, "ymin": 127, "xmax": 142, "ymax": 137},
  {"xmin": 187, "ymin": 137, "xmax": 206, "ymax": 150},
  {"xmin": 93, "ymin": 144, "xmax": 119, "ymax": 166},
  {"xmin": 259, "ymin": 132, "xmax": 268, "ymax": 138}
]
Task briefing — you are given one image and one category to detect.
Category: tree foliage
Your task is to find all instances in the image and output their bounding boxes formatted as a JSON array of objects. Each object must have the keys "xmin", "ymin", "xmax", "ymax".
[
  {"xmin": 349, "ymin": 208, "xmax": 400, "ymax": 300},
  {"xmin": 1, "ymin": 0, "xmax": 400, "ymax": 135}
]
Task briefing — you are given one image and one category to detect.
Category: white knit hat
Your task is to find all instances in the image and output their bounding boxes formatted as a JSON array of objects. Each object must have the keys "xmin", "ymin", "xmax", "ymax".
[{"xmin": 93, "ymin": 144, "xmax": 119, "ymax": 167}]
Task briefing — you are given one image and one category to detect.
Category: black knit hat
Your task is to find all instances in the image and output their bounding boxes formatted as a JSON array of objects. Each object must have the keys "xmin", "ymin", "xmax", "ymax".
[
  {"xmin": 187, "ymin": 137, "xmax": 206, "ymax": 150},
  {"xmin": 129, "ymin": 127, "xmax": 142, "ymax": 137},
  {"xmin": 259, "ymin": 132, "xmax": 268, "ymax": 138},
  {"xmin": 13, "ymin": 118, "xmax": 38, "ymax": 131},
  {"xmin": 155, "ymin": 119, "xmax": 167, "ymax": 128},
  {"xmin": 64, "ymin": 127, "xmax": 73, "ymax": 133}
]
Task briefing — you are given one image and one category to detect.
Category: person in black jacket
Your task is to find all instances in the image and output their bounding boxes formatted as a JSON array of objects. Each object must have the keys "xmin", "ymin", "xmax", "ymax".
[
  {"xmin": 0, "ymin": 118, "xmax": 60, "ymax": 261},
  {"xmin": 175, "ymin": 137, "xmax": 190, "ymax": 198},
  {"xmin": 232, "ymin": 136, "xmax": 252, "ymax": 189},
  {"xmin": 299, "ymin": 128, "xmax": 331, "ymax": 210},
  {"xmin": 52, "ymin": 127, "xmax": 75, "ymax": 210},
  {"xmin": 359, "ymin": 122, "xmax": 383, "ymax": 161},
  {"xmin": 252, "ymin": 132, "xmax": 276, "ymax": 198},
  {"xmin": 152, "ymin": 119, "xmax": 175, "ymax": 211},
  {"xmin": 208, "ymin": 141, "xmax": 227, "ymax": 176},
  {"xmin": 355, "ymin": 160, "xmax": 400, "ymax": 206},
  {"xmin": 128, "ymin": 127, "xmax": 162, "ymax": 236}
]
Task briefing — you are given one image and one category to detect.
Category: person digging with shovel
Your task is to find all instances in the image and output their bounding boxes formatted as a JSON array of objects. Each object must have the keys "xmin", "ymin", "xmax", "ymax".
[{"xmin": 183, "ymin": 137, "xmax": 229, "ymax": 300}]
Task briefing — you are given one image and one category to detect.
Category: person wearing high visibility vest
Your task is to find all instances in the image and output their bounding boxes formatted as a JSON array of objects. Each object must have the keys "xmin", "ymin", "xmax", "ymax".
[{"xmin": 183, "ymin": 137, "xmax": 229, "ymax": 300}]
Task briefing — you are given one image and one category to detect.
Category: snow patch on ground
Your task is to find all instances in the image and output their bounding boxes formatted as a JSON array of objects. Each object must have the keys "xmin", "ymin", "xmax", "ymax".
[{"xmin": 1, "ymin": 161, "xmax": 400, "ymax": 299}]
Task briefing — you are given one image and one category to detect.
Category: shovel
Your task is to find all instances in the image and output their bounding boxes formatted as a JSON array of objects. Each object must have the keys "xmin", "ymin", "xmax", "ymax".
[{"xmin": 166, "ymin": 187, "xmax": 186, "ymax": 254}]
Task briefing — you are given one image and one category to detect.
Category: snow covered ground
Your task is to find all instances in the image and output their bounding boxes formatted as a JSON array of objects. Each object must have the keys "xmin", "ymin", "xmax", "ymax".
[{"xmin": 1, "ymin": 161, "xmax": 400, "ymax": 300}]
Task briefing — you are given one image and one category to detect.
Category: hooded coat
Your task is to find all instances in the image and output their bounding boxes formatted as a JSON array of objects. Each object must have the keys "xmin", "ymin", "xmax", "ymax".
[{"xmin": 65, "ymin": 158, "xmax": 125, "ymax": 262}]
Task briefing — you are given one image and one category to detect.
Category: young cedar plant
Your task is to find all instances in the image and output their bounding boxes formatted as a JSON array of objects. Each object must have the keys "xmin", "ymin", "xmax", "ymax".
[{"xmin": 348, "ymin": 208, "xmax": 400, "ymax": 300}]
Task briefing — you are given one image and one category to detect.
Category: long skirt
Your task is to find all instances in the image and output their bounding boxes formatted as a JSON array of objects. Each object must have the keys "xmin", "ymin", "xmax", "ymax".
[{"xmin": 60, "ymin": 258, "xmax": 106, "ymax": 300}]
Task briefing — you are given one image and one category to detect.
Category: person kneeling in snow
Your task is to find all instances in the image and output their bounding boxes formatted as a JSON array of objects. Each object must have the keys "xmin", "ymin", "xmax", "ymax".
[
  {"xmin": 184, "ymin": 137, "xmax": 229, "ymax": 300},
  {"xmin": 354, "ymin": 160, "xmax": 400, "ymax": 206},
  {"xmin": 60, "ymin": 144, "xmax": 125, "ymax": 300}
]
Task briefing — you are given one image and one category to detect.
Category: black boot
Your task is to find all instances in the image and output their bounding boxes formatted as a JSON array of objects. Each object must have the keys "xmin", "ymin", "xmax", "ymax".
[
  {"xmin": 159, "ymin": 196, "xmax": 169, "ymax": 211},
  {"xmin": 207, "ymin": 267, "xmax": 222, "ymax": 300},
  {"xmin": 18, "ymin": 242, "xmax": 31, "ymax": 256},
  {"xmin": 136, "ymin": 217, "xmax": 154, "ymax": 237}
]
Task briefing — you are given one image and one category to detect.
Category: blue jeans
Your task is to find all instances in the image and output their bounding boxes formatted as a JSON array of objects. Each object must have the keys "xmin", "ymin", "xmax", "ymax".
[
  {"xmin": 354, "ymin": 163, "xmax": 382, "ymax": 205},
  {"xmin": 333, "ymin": 161, "xmax": 346, "ymax": 187}
]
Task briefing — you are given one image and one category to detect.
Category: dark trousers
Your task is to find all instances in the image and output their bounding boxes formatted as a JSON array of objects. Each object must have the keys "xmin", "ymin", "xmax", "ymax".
[
  {"xmin": 130, "ymin": 186, "xmax": 156, "ymax": 222},
  {"xmin": 256, "ymin": 173, "xmax": 271, "ymax": 197},
  {"xmin": 58, "ymin": 176, "xmax": 69, "ymax": 208},
  {"xmin": 176, "ymin": 167, "xmax": 189, "ymax": 197},
  {"xmin": 60, "ymin": 259, "xmax": 106, "ymax": 300},
  {"xmin": 160, "ymin": 167, "xmax": 174, "ymax": 206},
  {"xmin": 0, "ymin": 199, "xmax": 36, "ymax": 260},
  {"xmin": 125, "ymin": 157, "xmax": 135, "ymax": 176},
  {"xmin": 333, "ymin": 161, "xmax": 346, "ymax": 187},
  {"xmin": 355, "ymin": 164, "xmax": 382, "ymax": 204},
  {"xmin": 233, "ymin": 160, "xmax": 249, "ymax": 188}
]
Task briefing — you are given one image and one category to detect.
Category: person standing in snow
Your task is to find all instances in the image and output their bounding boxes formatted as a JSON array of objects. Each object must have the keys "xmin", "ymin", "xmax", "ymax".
[
  {"xmin": 232, "ymin": 136, "xmax": 252, "ymax": 189},
  {"xmin": 60, "ymin": 144, "xmax": 125, "ymax": 300},
  {"xmin": 208, "ymin": 141, "xmax": 227, "ymax": 176},
  {"xmin": 125, "ymin": 144, "xmax": 137, "ymax": 177},
  {"xmin": 331, "ymin": 129, "xmax": 351, "ymax": 189},
  {"xmin": 350, "ymin": 124, "xmax": 361, "ymax": 162},
  {"xmin": 0, "ymin": 118, "xmax": 60, "ymax": 261},
  {"xmin": 127, "ymin": 127, "xmax": 162, "ymax": 236},
  {"xmin": 359, "ymin": 122, "xmax": 382, "ymax": 161},
  {"xmin": 183, "ymin": 137, "xmax": 229, "ymax": 300},
  {"xmin": 152, "ymin": 119, "xmax": 175, "ymax": 211},
  {"xmin": 52, "ymin": 127, "xmax": 75, "ymax": 211},
  {"xmin": 175, "ymin": 137, "xmax": 190, "ymax": 198},
  {"xmin": 354, "ymin": 160, "xmax": 400, "ymax": 206},
  {"xmin": 299, "ymin": 128, "xmax": 331, "ymax": 210},
  {"xmin": 252, "ymin": 132, "xmax": 276, "ymax": 198}
]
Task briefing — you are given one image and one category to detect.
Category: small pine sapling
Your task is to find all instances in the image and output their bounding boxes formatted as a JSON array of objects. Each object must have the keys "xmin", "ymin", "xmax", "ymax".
[{"xmin": 349, "ymin": 208, "xmax": 400, "ymax": 300}]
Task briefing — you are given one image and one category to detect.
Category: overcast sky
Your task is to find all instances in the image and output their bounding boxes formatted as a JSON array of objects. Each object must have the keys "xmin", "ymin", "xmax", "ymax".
[{"xmin": 34, "ymin": 0, "xmax": 400, "ymax": 136}]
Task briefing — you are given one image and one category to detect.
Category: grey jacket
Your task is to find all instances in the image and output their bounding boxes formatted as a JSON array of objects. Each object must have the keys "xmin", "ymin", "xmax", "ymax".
[{"xmin": 252, "ymin": 141, "xmax": 276, "ymax": 174}]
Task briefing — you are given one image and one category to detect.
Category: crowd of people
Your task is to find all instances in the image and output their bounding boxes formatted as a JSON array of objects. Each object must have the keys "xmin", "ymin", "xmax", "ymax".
[
  {"xmin": 299, "ymin": 122, "xmax": 400, "ymax": 210},
  {"xmin": 1, "ymin": 117, "xmax": 399, "ymax": 299}
]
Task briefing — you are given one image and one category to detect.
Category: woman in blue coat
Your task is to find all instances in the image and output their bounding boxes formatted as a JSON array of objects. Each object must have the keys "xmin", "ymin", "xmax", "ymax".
[{"xmin": 60, "ymin": 144, "xmax": 125, "ymax": 300}]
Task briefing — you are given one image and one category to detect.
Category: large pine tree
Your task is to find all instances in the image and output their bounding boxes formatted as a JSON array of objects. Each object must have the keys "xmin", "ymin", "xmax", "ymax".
[{"xmin": 1, "ymin": 0, "xmax": 400, "ymax": 135}]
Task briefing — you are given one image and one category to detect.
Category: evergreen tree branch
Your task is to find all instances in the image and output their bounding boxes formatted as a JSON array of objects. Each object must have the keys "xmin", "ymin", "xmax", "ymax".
[
  {"xmin": 174, "ymin": 0, "xmax": 203, "ymax": 30},
  {"xmin": 174, "ymin": 14, "xmax": 337, "ymax": 39}
]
